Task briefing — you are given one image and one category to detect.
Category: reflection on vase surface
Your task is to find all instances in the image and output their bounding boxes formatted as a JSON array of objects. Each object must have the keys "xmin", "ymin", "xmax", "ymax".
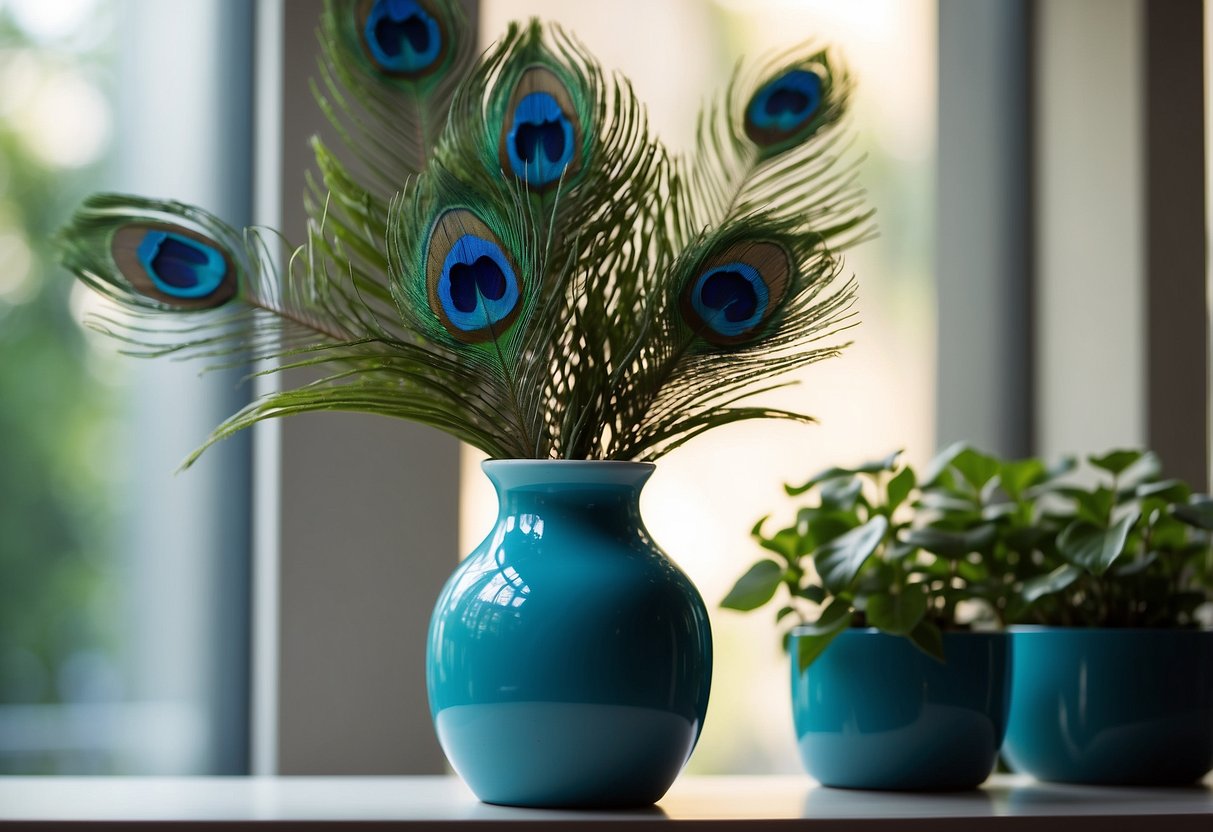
[
  {"xmin": 791, "ymin": 629, "xmax": 1009, "ymax": 791},
  {"xmin": 1003, "ymin": 628, "xmax": 1213, "ymax": 785},
  {"xmin": 427, "ymin": 461, "xmax": 712, "ymax": 808}
]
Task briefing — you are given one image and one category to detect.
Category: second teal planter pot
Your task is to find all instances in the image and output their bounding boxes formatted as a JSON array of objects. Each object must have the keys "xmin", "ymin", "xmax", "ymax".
[
  {"xmin": 791, "ymin": 629, "xmax": 1010, "ymax": 790},
  {"xmin": 1003, "ymin": 627, "xmax": 1213, "ymax": 785},
  {"xmin": 426, "ymin": 460, "xmax": 712, "ymax": 808}
]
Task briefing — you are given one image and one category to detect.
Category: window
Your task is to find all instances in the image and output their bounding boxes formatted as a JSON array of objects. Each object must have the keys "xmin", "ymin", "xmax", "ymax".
[{"xmin": 0, "ymin": 0, "xmax": 252, "ymax": 775}]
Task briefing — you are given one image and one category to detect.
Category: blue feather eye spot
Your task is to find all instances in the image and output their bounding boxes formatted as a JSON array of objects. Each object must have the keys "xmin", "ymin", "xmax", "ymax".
[
  {"xmin": 691, "ymin": 264, "xmax": 769, "ymax": 335},
  {"xmin": 110, "ymin": 224, "xmax": 237, "ymax": 310},
  {"xmin": 426, "ymin": 211, "xmax": 523, "ymax": 343},
  {"xmin": 506, "ymin": 91, "xmax": 575, "ymax": 187},
  {"xmin": 362, "ymin": 0, "xmax": 442, "ymax": 76},
  {"xmin": 745, "ymin": 68, "xmax": 824, "ymax": 147},
  {"xmin": 680, "ymin": 242, "xmax": 793, "ymax": 346},
  {"xmin": 497, "ymin": 67, "xmax": 581, "ymax": 192},
  {"xmin": 136, "ymin": 231, "xmax": 227, "ymax": 299},
  {"xmin": 448, "ymin": 251, "xmax": 509, "ymax": 313}
]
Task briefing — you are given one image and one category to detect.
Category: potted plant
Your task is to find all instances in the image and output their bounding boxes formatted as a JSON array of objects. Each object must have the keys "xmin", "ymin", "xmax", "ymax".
[
  {"xmin": 992, "ymin": 449, "xmax": 1213, "ymax": 785},
  {"xmin": 55, "ymin": 0, "xmax": 872, "ymax": 808},
  {"xmin": 723, "ymin": 448, "xmax": 1012, "ymax": 790}
]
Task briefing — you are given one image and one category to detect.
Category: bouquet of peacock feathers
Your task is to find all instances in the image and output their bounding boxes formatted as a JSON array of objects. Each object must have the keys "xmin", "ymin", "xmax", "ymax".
[{"xmin": 58, "ymin": 0, "xmax": 872, "ymax": 466}]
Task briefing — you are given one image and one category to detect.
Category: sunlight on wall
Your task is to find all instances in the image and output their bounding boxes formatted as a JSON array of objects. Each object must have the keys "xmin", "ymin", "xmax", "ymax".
[{"xmin": 465, "ymin": 0, "xmax": 937, "ymax": 774}]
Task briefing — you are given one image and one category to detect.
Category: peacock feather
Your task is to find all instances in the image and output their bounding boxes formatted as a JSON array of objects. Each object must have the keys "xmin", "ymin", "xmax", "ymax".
[
  {"xmin": 671, "ymin": 45, "xmax": 873, "ymax": 253},
  {"xmin": 57, "ymin": 10, "xmax": 872, "ymax": 466}
]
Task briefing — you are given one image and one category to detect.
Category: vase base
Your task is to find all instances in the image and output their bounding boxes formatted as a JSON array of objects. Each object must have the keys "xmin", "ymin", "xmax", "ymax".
[
  {"xmin": 435, "ymin": 701, "xmax": 697, "ymax": 808},
  {"xmin": 797, "ymin": 704, "xmax": 1002, "ymax": 791}
]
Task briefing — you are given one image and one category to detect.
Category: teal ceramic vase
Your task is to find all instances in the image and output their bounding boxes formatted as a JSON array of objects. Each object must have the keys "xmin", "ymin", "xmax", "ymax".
[
  {"xmin": 426, "ymin": 460, "xmax": 712, "ymax": 808},
  {"xmin": 1003, "ymin": 627, "xmax": 1213, "ymax": 785},
  {"xmin": 790, "ymin": 628, "xmax": 1010, "ymax": 790}
]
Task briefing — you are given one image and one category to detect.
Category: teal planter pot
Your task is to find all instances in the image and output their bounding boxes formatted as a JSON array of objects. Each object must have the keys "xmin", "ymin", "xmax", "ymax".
[
  {"xmin": 1003, "ymin": 627, "xmax": 1213, "ymax": 785},
  {"xmin": 791, "ymin": 629, "xmax": 1010, "ymax": 790},
  {"xmin": 426, "ymin": 460, "xmax": 712, "ymax": 808}
]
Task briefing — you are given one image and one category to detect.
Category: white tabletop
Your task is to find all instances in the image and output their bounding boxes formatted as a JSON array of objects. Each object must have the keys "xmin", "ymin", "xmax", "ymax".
[{"xmin": 0, "ymin": 774, "xmax": 1210, "ymax": 830}]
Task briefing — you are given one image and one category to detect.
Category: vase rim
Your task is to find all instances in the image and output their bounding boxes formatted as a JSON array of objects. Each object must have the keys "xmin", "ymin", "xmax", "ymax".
[
  {"xmin": 482, "ymin": 459, "xmax": 656, "ymax": 490},
  {"xmin": 787, "ymin": 626, "xmax": 1006, "ymax": 638},
  {"xmin": 1005, "ymin": 625, "xmax": 1213, "ymax": 634},
  {"xmin": 484, "ymin": 458, "xmax": 656, "ymax": 468}
]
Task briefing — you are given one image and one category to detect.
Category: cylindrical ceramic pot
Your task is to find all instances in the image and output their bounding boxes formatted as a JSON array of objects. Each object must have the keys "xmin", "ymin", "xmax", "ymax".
[
  {"xmin": 426, "ymin": 460, "xmax": 712, "ymax": 808},
  {"xmin": 1003, "ymin": 627, "xmax": 1213, "ymax": 785},
  {"xmin": 790, "ymin": 628, "xmax": 1010, "ymax": 790}
]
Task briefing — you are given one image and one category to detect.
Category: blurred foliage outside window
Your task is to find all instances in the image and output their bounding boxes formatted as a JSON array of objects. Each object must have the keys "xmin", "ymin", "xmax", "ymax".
[{"xmin": 0, "ymin": 0, "xmax": 130, "ymax": 773}]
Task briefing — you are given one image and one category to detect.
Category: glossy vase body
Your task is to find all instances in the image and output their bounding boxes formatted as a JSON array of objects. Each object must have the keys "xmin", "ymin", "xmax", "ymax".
[
  {"xmin": 791, "ymin": 629, "xmax": 1010, "ymax": 790},
  {"xmin": 426, "ymin": 460, "xmax": 712, "ymax": 808},
  {"xmin": 1003, "ymin": 628, "xmax": 1213, "ymax": 785}
]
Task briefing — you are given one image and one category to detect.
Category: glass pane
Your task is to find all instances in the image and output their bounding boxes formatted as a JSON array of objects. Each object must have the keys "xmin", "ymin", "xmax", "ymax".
[
  {"xmin": 469, "ymin": 0, "xmax": 937, "ymax": 773},
  {"xmin": 0, "ymin": 0, "xmax": 250, "ymax": 774},
  {"xmin": 0, "ymin": 0, "xmax": 129, "ymax": 773}
]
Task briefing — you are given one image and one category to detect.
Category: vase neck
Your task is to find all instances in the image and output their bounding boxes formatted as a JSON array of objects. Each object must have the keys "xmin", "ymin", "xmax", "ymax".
[{"xmin": 483, "ymin": 460, "xmax": 653, "ymax": 524}]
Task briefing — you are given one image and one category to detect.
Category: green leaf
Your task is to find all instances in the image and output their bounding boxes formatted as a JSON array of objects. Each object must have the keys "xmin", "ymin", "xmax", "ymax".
[
  {"xmin": 776, "ymin": 605, "xmax": 798, "ymax": 623},
  {"xmin": 859, "ymin": 449, "xmax": 903, "ymax": 474},
  {"xmin": 785, "ymin": 450, "xmax": 902, "ymax": 495},
  {"xmin": 956, "ymin": 559, "xmax": 989, "ymax": 582},
  {"xmin": 1056, "ymin": 513, "xmax": 1139, "ymax": 576},
  {"xmin": 814, "ymin": 516, "xmax": 888, "ymax": 594},
  {"xmin": 1022, "ymin": 456, "xmax": 1080, "ymax": 499},
  {"xmin": 750, "ymin": 515, "xmax": 770, "ymax": 538},
  {"xmin": 1149, "ymin": 514, "xmax": 1192, "ymax": 549},
  {"xmin": 1021, "ymin": 564, "xmax": 1082, "ymax": 604},
  {"xmin": 904, "ymin": 528, "xmax": 966, "ymax": 558},
  {"xmin": 903, "ymin": 524, "xmax": 996, "ymax": 559},
  {"xmin": 1055, "ymin": 486, "xmax": 1115, "ymax": 525},
  {"xmin": 999, "ymin": 458, "xmax": 1046, "ymax": 500},
  {"xmin": 758, "ymin": 528, "xmax": 802, "ymax": 562},
  {"xmin": 922, "ymin": 441, "xmax": 970, "ymax": 487},
  {"xmin": 1047, "ymin": 456, "xmax": 1078, "ymax": 480},
  {"xmin": 795, "ymin": 508, "xmax": 814, "ymax": 537},
  {"xmin": 809, "ymin": 513, "xmax": 857, "ymax": 547},
  {"xmin": 721, "ymin": 560, "xmax": 785, "ymax": 610},
  {"xmin": 1136, "ymin": 479, "xmax": 1191, "ymax": 504},
  {"xmin": 1089, "ymin": 449, "xmax": 1143, "ymax": 477},
  {"xmin": 856, "ymin": 559, "xmax": 895, "ymax": 594},
  {"xmin": 1121, "ymin": 451, "xmax": 1162, "ymax": 487},
  {"xmin": 1174, "ymin": 497, "xmax": 1213, "ymax": 530},
  {"xmin": 914, "ymin": 491, "xmax": 979, "ymax": 514},
  {"xmin": 794, "ymin": 600, "xmax": 852, "ymax": 672},
  {"xmin": 981, "ymin": 502, "xmax": 1018, "ymax": 521},
  {"xmin": 908, "ymin": 619, "xmax": 945, "ymax": 662},
  {"xmin": 951, "ymin": 448, "xmax": 1001, "ymax": 492},
  {"xmin": 793, "ymin": 584, "xmax": 826, "ymax": 603},
  {"xmin": 865, "ymin": 583, "xmax": 928, "ymax": 635},
  {"xmin": 887, "ymin": 466, "xmax": 916, "ymax": 512},
  {"xmin": 819, "ymin": 476, "xmax": 863, "ymax": 510}
]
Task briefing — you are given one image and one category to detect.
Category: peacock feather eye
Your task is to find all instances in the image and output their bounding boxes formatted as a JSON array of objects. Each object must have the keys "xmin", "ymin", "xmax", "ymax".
[
  {"xmin": 426, "ymin": 209, "xmax": 523, "ymax": 342},
  {"xmin": 497, "ymin": 67, "xmax": 581, "ymax": 191},
  {"xmin": 110, "ymin": 224, "xmax": 236, "ymax": 309},
  {"xmin": 360, "ymin": 0, "xmax": 445, "ymax": 76},
  {"xmin": 744, "ymin": 68, "xmax": 824, "ymax": 149},
  {"xmin": 680, "ymin": 241, "xmax": 792, "ymax": 346}
]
